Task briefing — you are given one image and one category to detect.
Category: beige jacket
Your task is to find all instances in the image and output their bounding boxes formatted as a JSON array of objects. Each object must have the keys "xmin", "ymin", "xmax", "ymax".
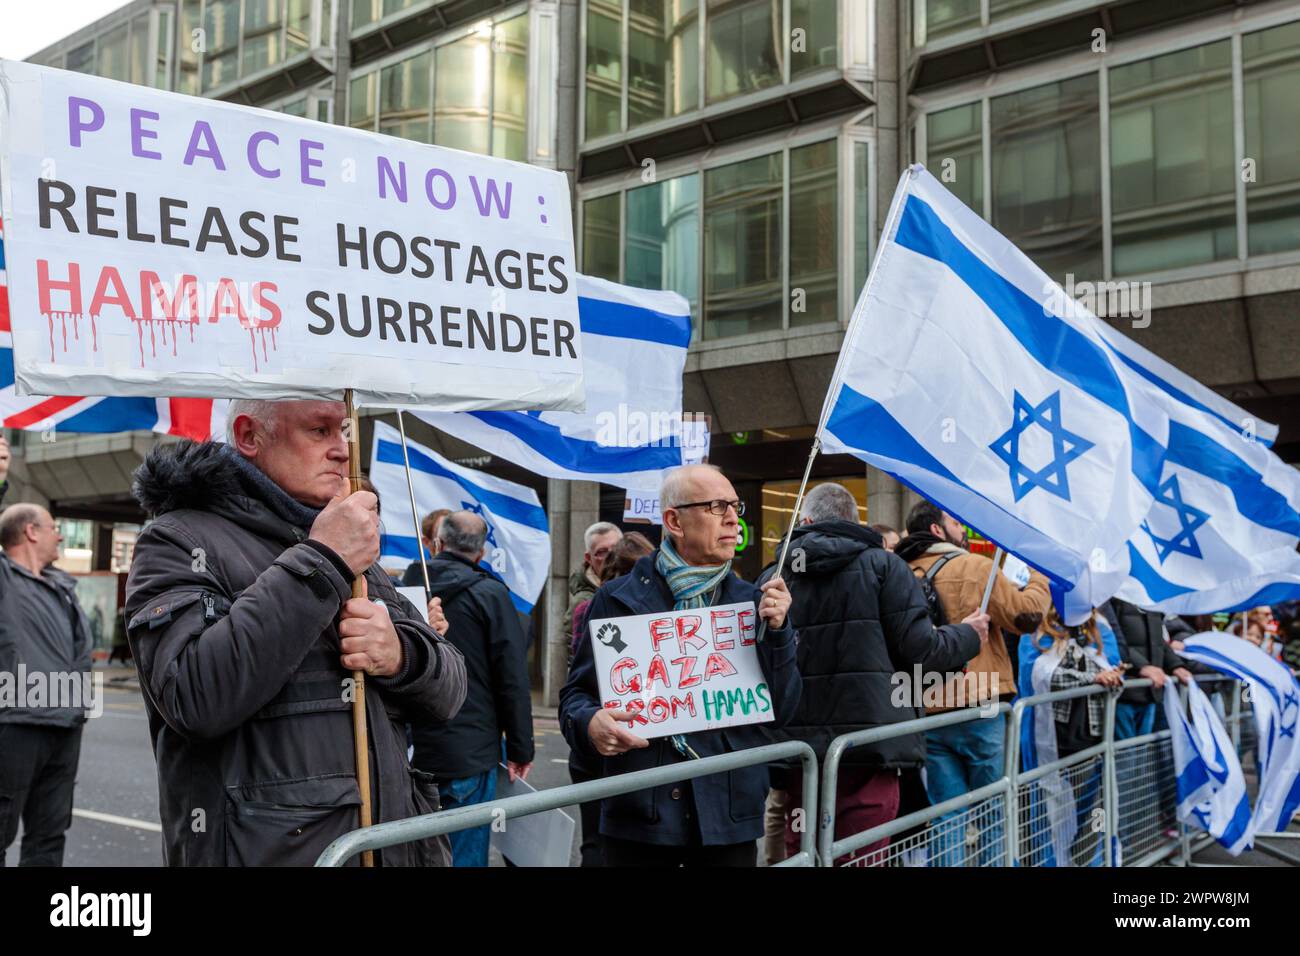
[{"xmin": 907, "ymin": 544, "xmax": 1051, "ymax": 712}]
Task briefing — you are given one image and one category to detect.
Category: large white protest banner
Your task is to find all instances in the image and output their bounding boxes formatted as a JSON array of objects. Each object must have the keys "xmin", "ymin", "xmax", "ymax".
[
  {"xmin": 0, "ymin": 61, "xmax": 583, "ymax": 411},
  {"xmin": 587, "ymin": 602, "xmax": 773, "ymax": 739}
]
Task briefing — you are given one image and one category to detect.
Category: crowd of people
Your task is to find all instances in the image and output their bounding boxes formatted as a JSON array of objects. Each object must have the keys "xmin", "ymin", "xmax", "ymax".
[{"xmin": 0, "ymin": 398, "xmax": 1296, "ymax": 868}]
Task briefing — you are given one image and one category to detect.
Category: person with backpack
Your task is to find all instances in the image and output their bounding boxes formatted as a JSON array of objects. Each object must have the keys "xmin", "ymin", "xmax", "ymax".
[
  {"xmin": 759, "ymin": 483, "xmax": 987, "ymax": 865},
  {"xmin": 412, "ymin": 510, "xmax": 535, "ymax": 867},
  {"xmin": 895, "ymin": 500, "xmax": 1050, "ymax": 866}
]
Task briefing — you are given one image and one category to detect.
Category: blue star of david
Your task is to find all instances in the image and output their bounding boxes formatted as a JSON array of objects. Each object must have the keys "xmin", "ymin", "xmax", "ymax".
[
  {"xmin": 1280, "ymin": 689, "xmax": 1298, "ymax": 739},
  {"xmin": 989, "ymin": 391, "xmax": 1095, "ymax": 503},
  {"xmin": 461, "ymin": 499, "xmax": 498, "ymax": 548},
  {"xmin": 1140, "ymin": 473, "xmax": 1211, "ymax": 564}
]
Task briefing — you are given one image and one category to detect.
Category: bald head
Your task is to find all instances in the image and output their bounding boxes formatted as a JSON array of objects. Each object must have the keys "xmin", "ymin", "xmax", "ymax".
[
  {"xmin": 438, "ymin": 510, "xmax": 489, "ymax": 559},
  {"xmin": 660, "ymin": 464, "xmax": 741, "ymax": 566},
  {"xmin": 0, "ymin": 503, "xmax": 61, "ymax": 571}
]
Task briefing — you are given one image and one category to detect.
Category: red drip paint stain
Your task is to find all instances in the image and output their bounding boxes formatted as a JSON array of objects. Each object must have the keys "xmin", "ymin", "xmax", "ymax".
[
  {"xmin": 248, "ymin": 328, "xmax": 259, "ymax": 373},
  {"xmin": 72, "ymin": 314, "xmax": 80, "ymax": 341},
  {"xmin": 60, "ymin": 313, "xmax": 68, "ymax": 352},
  {"xmin": 47, "ymin": 313, "xmax": 55, "ymax": 361},
  {"xmin": 134, "ymin": 318, "xmax": 145, "ymax": 367},
  {"xmin": 258, "ymin": 327, "xmax": 269, "ymax": 365},
  {"xmin": 90, "ymin": 314, "xmax": 98, "ymax": 351},
  {"xmin": 171, "ymin": 320, "xmax": 179, "ymax": 357},
  {"xmin": 271, "ymin": 326, "xmax": 277, "ymax": 350}
]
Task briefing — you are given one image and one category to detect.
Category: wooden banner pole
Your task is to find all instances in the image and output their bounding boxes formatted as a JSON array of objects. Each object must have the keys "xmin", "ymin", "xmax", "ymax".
[{"xmin": 344, "ymin": 389, "xmax": 374, "ymax": 868}]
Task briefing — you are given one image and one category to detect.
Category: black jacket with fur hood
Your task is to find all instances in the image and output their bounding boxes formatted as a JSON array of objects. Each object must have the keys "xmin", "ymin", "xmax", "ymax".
[{"xmin": 125, "ymin": 440, "xmax": 467, "ymax": 866}]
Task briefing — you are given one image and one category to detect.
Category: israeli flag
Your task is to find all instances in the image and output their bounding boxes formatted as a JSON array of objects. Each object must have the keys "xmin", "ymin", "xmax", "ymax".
[
  {"xmin": 1163, "ymin": 678, "xmax": 1254, "ymax": 855},
  {"xmin": 818, "ymin": 165, "xmax": 1168, "ymax": 623},
  {"xmin": 416, "ymin": 275, "xmax": 692, "ymax": 489},
  {"xmin": 1111, "ymin": 399, "xmax": 1300, "ymax": 614},
  {"xmin": 370, "ymin": 420, "xmax": 550, "ymax": 614},
  {"xmin": 1179, "ymin": 632, "xmax": 1300, "ymax": 836}
]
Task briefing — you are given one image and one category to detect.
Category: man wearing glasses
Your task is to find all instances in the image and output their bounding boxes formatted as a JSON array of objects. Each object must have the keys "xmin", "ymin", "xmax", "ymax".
[
  {"xmin": 0, "ymin": 436, "xmax": 96, "ymax": 866},
  {"xmin": 560, "ymin": 464, "xmax": 800, "ymax": 866}
]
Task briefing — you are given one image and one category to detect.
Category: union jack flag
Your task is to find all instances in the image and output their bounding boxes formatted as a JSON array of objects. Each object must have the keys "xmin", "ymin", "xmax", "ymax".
[{"xmin": 0, "ymin": 218, "xmax": 222, "ymax": 440}]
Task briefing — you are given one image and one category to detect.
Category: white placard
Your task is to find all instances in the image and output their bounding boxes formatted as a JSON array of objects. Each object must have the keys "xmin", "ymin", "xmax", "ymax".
[
  {"xmin": 622, "ymin": 416, "xmax": 711, "ymax": 525},
  {"xmin": 491, "ymin": 767, "xmax": 576, "ymax": 868},
  {"xmin": 587, "ymin": 601, "xmax": 772, "ymax": 740},
  {"xmin": 0, "ymin": 61, "xmax": 583, "ymax": 410}
]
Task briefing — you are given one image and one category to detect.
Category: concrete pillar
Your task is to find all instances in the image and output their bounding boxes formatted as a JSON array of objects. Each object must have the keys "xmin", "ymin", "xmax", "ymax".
[
  {"xmin": 866, "ymin": 464, "xmax": 906, "ymax": 530},
  {"xmin": 542, "ymin": 478, "xmax": 600, "ymax": 706}
]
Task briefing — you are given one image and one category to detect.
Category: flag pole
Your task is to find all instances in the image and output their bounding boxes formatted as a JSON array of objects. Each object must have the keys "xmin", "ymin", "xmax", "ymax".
[
  {"xmin": 396, "ymin": 410, "xmax": 433, "ymax": 601},
  {"xmin": 978, "ymin": 546, "xmax": 1005, "ymax": 615},
  {"xmin": 343, "ymin": 388, "xmax": 374, "ymax": 868},
  {"xmin": 755, "ymin": 435, "xmax": 821, "ymax": 644}
]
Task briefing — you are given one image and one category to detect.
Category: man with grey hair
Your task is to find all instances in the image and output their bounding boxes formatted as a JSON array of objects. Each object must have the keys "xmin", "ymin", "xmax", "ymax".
[
  {"xmin": 411, "ymin": 510, "xmax": 534, "ymax": 866},
  {"xmin": 126, "ymin": 400, "xmax": 467, "ymax": 866},
  {"xmin": 560, "ymin": 463, "xmax": 800, "ymax": 866},
  {"xmin": 756, "ymin": 482, "xmax": 988, "ymax": 865},
  {"xmin": 0, "ymin": 436, "xmax": 96, "ymax": 866},
  {"xmin": 562, "ymin": 520, "xmax": 623, "ymax": 661}
]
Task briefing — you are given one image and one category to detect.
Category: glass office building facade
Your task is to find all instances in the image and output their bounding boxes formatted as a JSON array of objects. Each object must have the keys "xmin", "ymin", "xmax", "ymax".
[{"xmin": 22, "ymin": 0, "xmax": 1300, "ymax": 696}]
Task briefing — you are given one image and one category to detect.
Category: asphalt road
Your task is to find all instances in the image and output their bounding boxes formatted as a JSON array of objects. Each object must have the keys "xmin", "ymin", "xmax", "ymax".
[{"xmin": 3, "ymin": 672, "xmax": 584, "ymax": 867}]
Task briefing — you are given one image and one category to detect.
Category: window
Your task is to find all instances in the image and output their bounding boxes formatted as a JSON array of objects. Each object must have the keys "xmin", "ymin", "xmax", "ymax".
[
  {"xmin": 66, "ymin": 42, "xmax": 95, "ymax": 74},
  {"xmin": 585, "ymin": 0, "xmax": 623, "ymax": 139},
  {"xmin": 991, "ymin": 75, "xmax": 1102, "ymax": 282},
  {"xmin": 628, "ymin": 0, "xmax": 699, "ymax": 128},
  {"xmin": 788, "ymin": 139, "xmax": 837, "ymax": 327},
  {"xmin": 203, "ymin": 0, "xmax": 241, "ymax": 91},
  {"xmin": 1110, "ymin": 42, "xmax": 1235, "ymax": 275},
  {"xmin": 431, "ymin": 14, "xmax": 528, "ymax": 159},
  {"xmin": 380, "ymin": 50, "xmax": 431, "ymax": 143},
  {"xmin": 349, "ymin": 14, "xmax": 528, "ymax": 159},
  {"xmin": 582, "ymin": 194, "xmax": 622, "ymax": 282},
  {"xmin": 586, "ymin": 0, "xmax": 837, "ymax": 138},
  {"xmin": 790, "ymin": 0, "xmax": 837, "ymax": 78},
  {"xmin": 97, "ymin": 24, "xmax": 130, "ymax": 82},
  {"xmin": 926, "ymin": 102, "xmax": 982, "ymax": 214},
  {"xmin": 704, "ymin": 152, "xmax": 783, "ymax": 337},
  {"xmin": 916, "ymin": 0, "xmax": 980, "ymax": 46},
  {"xmin": 706, "ymin": 0, "xmax": 781, "ymax": 104},
  {"xmin": 352, "ymin": 0, "xmax": 419, "ymax": 32},
  {"xmin": 174, "ymin": 0, "xmax": 329, "ymax": 93},
  {"xmin": 854, "ymin": 141, "xmax": 870, "ymax": 298},
  {"xmin": 625, "ymin": 174, "xmax": 701, "ymax": 322},
  {"xmin": 584, "ymin": 136, "xmax": 847, "ymax": 340},
  {"xmin": 1244, "ymin": 20, "xmax": 1300, "ymax": 256}
]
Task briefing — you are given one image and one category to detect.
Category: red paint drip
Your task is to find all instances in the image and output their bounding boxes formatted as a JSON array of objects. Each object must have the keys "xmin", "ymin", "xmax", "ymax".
[
  {"xmin": 134, "ymin": 318, "xmax": 145, "ymax": 367},
  {"xmin": 248, "ymin": 328, "xmax": 259, "ymax": 373},
  {"xmin": 72, "ymin": 314, "xmax": 80, "ymax": 341},
  {"xmin": 60, "ymin": 313, "xmax": 68, "ymax": 352},
  {"xmin": 90, "ymin": 314, "xmax": 98, "ymax": 351},
  {"xmin": 47, "ymin": 313, "xmax": 55, "ymax": 362}
]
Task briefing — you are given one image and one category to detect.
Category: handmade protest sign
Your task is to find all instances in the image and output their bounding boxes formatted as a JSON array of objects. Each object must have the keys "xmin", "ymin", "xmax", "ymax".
[
  {"xmin": 587, "ymin": 602, "xmax": 772, "ymax": 739},
  {"xmin": 0, "ymin": 61, "xmax": 583, "ymax": 411}
]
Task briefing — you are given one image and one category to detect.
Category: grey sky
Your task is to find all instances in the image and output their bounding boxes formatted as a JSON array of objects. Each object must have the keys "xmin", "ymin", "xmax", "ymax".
[{"xmin": 1, "ymin": 1, "xmax": 131, "ymax": 61}]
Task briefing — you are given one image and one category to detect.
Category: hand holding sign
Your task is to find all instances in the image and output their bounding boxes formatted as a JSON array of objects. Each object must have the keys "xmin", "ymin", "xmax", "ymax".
[{"xmin": 588, "ymin": 708, "xmax": 650, "ymax": 757}]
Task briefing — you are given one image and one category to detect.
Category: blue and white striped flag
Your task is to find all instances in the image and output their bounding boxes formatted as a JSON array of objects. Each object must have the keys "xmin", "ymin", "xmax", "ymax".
[
  {"xmin": 370, "ymin": 420, "xmax": 550, "ymax": 613},
  {"xmin": 818, "ymin": 165, "xmax": 1168, "ymax": 623},
  {"xmin": 1088, "ymin": 320, "xmax": 1300, "ymax": 613},
  {"xmin": 1179, "ymin": 631, "xmax": 1300, "ymax": 837},
  {"xmin": 415, "ymin": 275, "xmax": 691, "ymax": 489},
  {"xmin": 1163, "ymin": 677, "xmax": 1254, "ymax": 855}
]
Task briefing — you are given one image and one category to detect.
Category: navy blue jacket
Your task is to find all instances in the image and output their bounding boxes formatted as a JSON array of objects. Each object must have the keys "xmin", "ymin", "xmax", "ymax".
[{"xmin": 559, "ymin": 553, "xmax": 800, "ymax": 847}]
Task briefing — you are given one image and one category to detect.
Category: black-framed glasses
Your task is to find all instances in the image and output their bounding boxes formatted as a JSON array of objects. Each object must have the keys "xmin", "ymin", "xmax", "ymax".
[{"xmin": 672, "ymin": 499, "xmax": 745, "ymax": 517}]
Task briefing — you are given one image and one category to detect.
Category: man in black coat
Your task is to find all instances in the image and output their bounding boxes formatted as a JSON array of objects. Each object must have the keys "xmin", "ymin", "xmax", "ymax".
[
  {"xmin": 411, "ymin": 510, "xmax": 534, "ymax": 866},
  {"xmin": 560, "ymin": 464, "xmax": 800, "ymax": 866},
  {"xmin": 126, "ymin": 400, "xmax": 467, "ymax": 866},
  {"xmin": 760, "ymin": 482, "xmax": 986, "ymax": 864}
]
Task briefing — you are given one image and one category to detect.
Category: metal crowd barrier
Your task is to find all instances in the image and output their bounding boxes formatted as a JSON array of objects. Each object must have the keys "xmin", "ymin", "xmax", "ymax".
[
  {"xmin": 318, "ymin": 672, "xmax": 1294, "ymax": 867},
  {"xmin": 315, "ymin": 739, "xmax": 819, "ymax": 867},
  {"xmin": 821, "ymin": 705, "xmax": 1013, "ymax": 867}
]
